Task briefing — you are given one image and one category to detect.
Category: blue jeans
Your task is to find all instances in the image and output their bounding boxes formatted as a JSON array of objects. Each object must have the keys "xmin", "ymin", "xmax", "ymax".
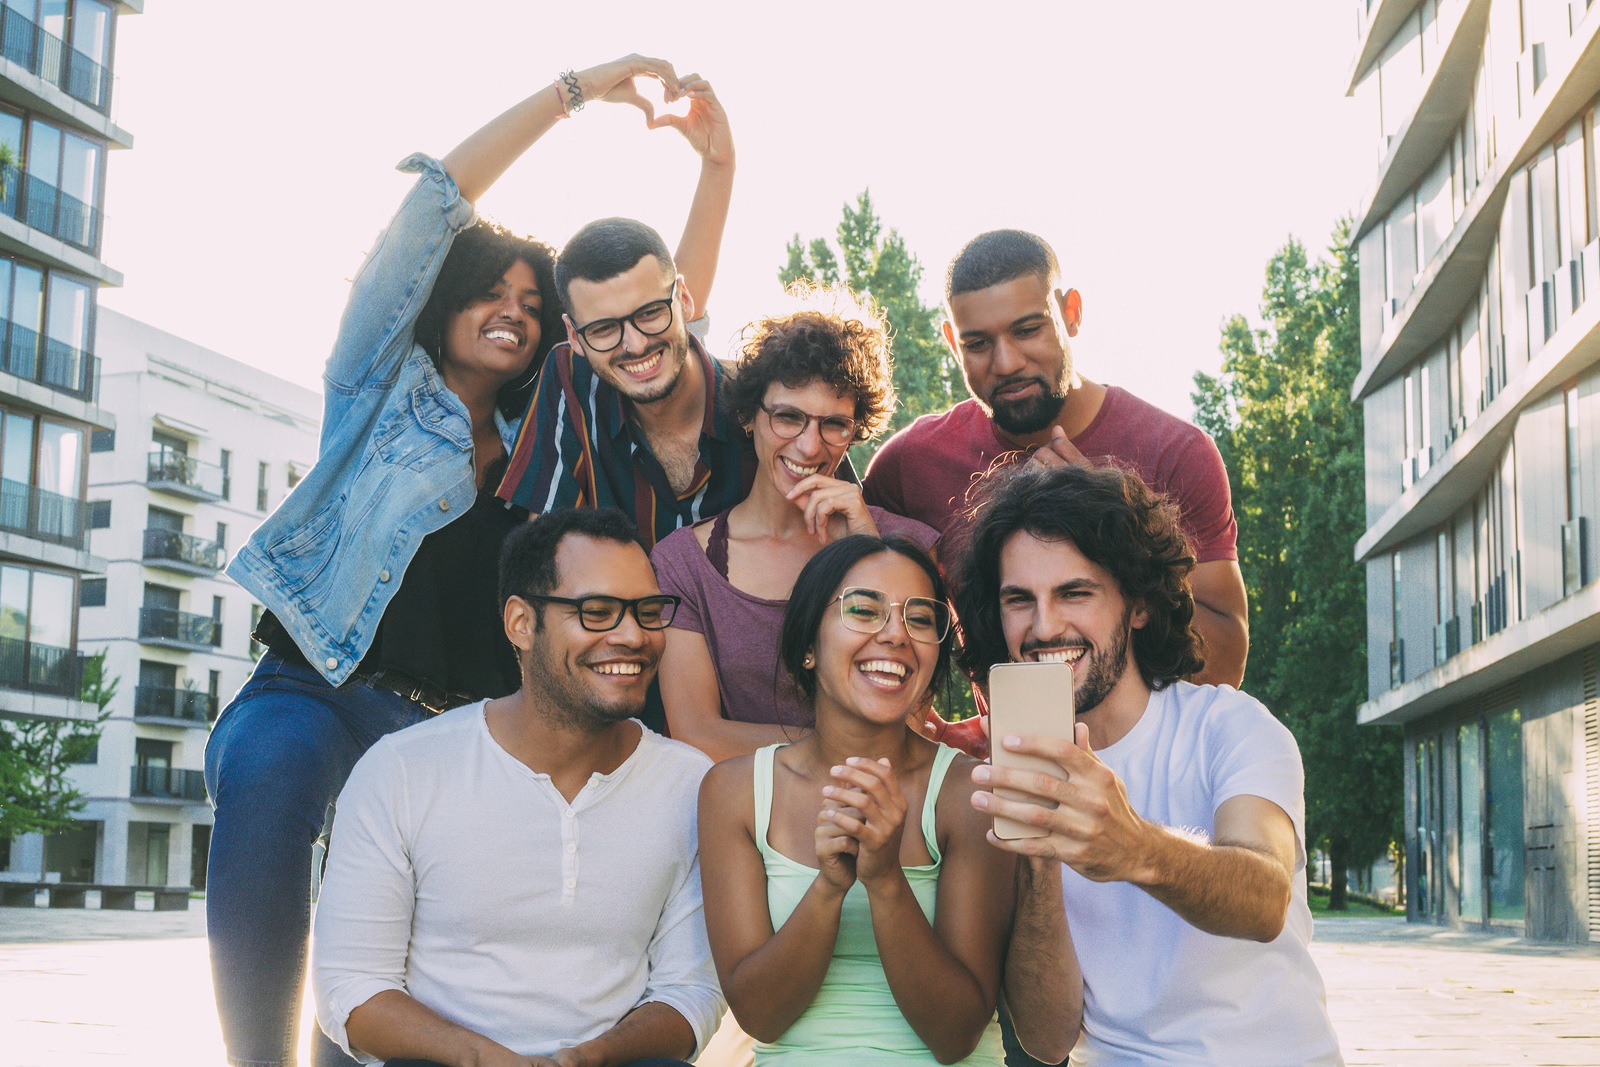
[{"xmin": 204, "ymin": 653, "xmax": 433, "ymax": 1067}]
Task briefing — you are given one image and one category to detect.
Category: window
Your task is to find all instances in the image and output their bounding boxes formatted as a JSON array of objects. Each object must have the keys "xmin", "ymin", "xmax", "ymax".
[
  {"xmin": 0, "ymin": 562, "xmax": 76, "ymax": 692},
  {"xmin": 215, "ymin": 522, "xmax": 226, "ymax": 552},
  {"xmin": 218, "ymin": 449, "xmax": 231, "ymax": 501},
  {"xmin": 146, "ymin": 505, "xmax": 182, "ymax": 533},
  {"xmin": 89, "ymin": 428, "xmax": 113, "ymax": 452},
  {"xmin": 249, "ymin": 603, "xmax": 263, "ymax": 661},
  {"xmin": 78, "ymin": 576, "xmax": 104, "ymax": 607},
  {"xmin": 286, "ymin": 462, "xmax": 302, "ymax": 490},
  {"xmin": 256, "ymin": 461, "xmax": 268, "ymax": 512},
  {"xmin": 1566, "ymin": 385, "xmax": 1581, "ymax": 522},
  {"xmin": 87, "ymin": 499, "xmax": 108, "ymax": 528}
]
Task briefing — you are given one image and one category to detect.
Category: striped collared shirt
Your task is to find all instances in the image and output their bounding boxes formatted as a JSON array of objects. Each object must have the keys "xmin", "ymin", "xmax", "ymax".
[{"xmin": 496, "ymin": 336, "xmax": 753, "ymax": 549}]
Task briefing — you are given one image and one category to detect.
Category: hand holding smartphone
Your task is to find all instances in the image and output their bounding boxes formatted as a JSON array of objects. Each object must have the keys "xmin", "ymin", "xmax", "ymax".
[{"xmin": 986, "ymin": 662, "xmax": 1076, "ymax": 840}]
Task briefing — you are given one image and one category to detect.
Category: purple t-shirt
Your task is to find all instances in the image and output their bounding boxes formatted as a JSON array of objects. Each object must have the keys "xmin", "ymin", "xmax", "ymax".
[{"xmin": 651, "ymin": 507, "xmax": 939, "ymax": 726}]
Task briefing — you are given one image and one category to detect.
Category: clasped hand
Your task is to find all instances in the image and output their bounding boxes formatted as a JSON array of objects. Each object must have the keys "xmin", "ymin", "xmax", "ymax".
[{"xmin": 814, "ymin": 757, "xmax": 908, "ymax": 892}]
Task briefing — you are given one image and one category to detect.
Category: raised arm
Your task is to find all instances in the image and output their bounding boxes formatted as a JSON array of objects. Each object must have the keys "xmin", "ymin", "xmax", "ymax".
[
  {"xmin": 1187, "ymin": 559, "xmax": 1248, "ymax": 688},
  {"xmin": 655, "ymin": 74, "xmax": 735, "ymax": 315},
  {"xmin": 975, "ymin": 726, "xmax": 1295, "ymax": 942},
  {"xmin": 441, "ymin": 55, "xmax": 683, "ymax": 204}
]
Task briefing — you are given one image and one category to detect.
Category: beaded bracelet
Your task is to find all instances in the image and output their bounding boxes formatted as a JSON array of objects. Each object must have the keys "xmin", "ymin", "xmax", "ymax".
[{"xmin": 555, "ymin": 69, "xmax": 585, "ymax": 116}]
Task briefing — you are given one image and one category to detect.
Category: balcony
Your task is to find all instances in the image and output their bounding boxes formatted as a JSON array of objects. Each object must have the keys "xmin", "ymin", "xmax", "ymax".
[
  {"xmin": 132, "ymin": 684, "xmax": 215, "ymax": 727},
  {"xmin": 138, "ymin": 607, "xmax": 220, "ymax": 652},
  {"xmin": 0, "ymin": 4, "xmax": 116, "ymax": 115},
  {"xmin": 129, "ymin": 765, "xmax": 207, "ymax": 803},
  {"xmin": 0, "ymin": 478, "xmax": 86, "ymax": 548},
  {"xmin": 0, "ymin": 162, "xmax": 101, "ymax": 254},
  {"xmin": 0, "ymin": 316, "xmax": 98, "ymax": 401},
  {"xmin": 142, "ymin": 528, "xmax": 224, "ymax": 576},
  {"xmin": 0, "ymin": 634, "xmax": 84, "ymax": 697},
  {"xmin": 146, "ymin": 450, "xmax": 224, "ymax": 502}
]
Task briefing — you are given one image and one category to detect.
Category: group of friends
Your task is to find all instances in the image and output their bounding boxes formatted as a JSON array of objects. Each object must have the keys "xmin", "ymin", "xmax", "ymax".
[{"xmin": 202, "ymin": 56, "xmax": 1345, "ymax": 1067}]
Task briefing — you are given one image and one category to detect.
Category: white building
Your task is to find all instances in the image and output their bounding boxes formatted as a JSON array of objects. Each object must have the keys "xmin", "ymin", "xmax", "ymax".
[
  {"xmin": 0, "ymin": 0, "xmax": 140, "ymax": 884},
  {"xmin": 1350, "ymin": 0, "xmax": 1600, "ymax": 941},
  {"xmin": 65, "ymin": 308, "xmax": 318, "ymax": 889}
]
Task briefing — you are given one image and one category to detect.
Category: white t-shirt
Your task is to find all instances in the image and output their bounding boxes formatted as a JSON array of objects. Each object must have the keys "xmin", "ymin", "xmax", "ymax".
[
  {"xmin": 1064, "ymin": 683, "xmax": 1342, "ymax": 1066},
  {"xmin": 312, "ymin": 703, "xmax": 724, "ymax": 1062}
]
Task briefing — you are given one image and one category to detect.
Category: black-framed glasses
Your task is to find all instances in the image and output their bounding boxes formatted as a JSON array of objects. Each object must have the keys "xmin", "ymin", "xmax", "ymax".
[
  {"xmin": 522, "ymin": 593, "xmax": 681, "ymax": 632},
  {"xmin": 760, "ymin": 402, "xmax": 859, "ymax": 446},
  {"xmin": 830, "ymin": 587, "xmax": 951, "ymax": 644},
  {"xmin": 571, "ymin": 290, "xmax": 677, "ymax": 352}
]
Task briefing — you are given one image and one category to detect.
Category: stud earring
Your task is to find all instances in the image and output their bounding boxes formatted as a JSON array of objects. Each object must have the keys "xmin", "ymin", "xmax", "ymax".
[{"xmin": 803, "ymin": 652, "xmax": 815, "ymax": 669}]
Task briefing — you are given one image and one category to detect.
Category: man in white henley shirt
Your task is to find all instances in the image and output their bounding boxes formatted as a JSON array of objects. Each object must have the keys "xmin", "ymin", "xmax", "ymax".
[
  {"xmin": 955, "ymin": 465, "xmax": 1342, "ymax": 1066},
  {"xmin": 313, "ymin": 508, "xmax": 722, "ymax": 1067}
]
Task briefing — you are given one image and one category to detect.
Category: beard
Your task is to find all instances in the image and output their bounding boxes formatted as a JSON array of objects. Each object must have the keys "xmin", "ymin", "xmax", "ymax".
[
  {"xmin": 608, "ymin": 331, "xmax": 691, "ymax": 405},
  {"xmin": 1019, "ymin": 603, "xmax": 1134, "ymax": 717},
  {"xmin": 524, "ymin": 642, "xmax": 653, "ymax": 732},
  {"xmin": 987, "ymin": 378, "xmax": 1068, "ymax": 436}
]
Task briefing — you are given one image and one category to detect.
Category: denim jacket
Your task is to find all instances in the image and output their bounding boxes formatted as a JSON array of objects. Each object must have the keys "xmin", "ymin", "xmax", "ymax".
[{"xmin": 227, "ymin": 155, "xmax": 518, "ymax": 686}]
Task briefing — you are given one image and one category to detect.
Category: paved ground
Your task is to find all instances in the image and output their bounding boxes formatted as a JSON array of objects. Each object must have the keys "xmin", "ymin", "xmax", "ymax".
[{"xmin": 2, "ymin": 904, "xmax": 1599, "ymax": 1065}]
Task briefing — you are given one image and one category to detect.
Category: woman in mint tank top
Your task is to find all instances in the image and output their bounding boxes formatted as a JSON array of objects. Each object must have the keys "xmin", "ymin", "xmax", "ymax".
[{"xmin": 698, "ymin": 535, "xmax": 1013, "ymax": 1065}]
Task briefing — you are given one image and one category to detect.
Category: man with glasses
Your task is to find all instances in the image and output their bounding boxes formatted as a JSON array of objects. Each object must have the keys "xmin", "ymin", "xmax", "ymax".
[
  {"xmin": 498, "ymin": 217, "xmax": 752, "ymax": 550},
  {"xmin": 313, "ymin": 508, "xmax": 723, "ymax": 1067}
]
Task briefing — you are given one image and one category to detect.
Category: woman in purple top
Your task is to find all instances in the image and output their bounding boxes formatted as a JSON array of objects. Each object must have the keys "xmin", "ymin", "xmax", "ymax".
[{"xmin": 653, "ymin": 289, "xmax": 937, "ymax": 761}]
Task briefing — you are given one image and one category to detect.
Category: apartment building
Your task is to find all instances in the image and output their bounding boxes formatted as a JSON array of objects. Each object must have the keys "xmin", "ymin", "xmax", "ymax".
[
  {"xmin": 0, "ymin": 0, "xmax": 138, "ymax": 882},
  {"xmin": 1350, "ymin": 0, "xmax": 1599, "ymax": 941},
  {"xmin": 64, "ymin": 308, "xmax": 318, "ymax": 889}
]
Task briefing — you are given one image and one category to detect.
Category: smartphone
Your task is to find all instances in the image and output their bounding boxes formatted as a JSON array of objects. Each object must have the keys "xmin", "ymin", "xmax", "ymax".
[{"xmin": 987, "ymin": 661, "xmax": 1076, "ymax": 840}]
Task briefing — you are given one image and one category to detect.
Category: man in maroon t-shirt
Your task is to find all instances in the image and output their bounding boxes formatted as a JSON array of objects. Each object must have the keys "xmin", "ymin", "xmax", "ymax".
[{"xmin": 863, "ymin": 229, "xmax": 1249, "ymax": 688}]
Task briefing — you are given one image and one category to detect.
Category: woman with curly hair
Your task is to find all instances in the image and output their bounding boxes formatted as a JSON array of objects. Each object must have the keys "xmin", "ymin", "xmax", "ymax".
[
  {"xmin": 652, "ymin": 289, "xmax": 937, "ymax": 760},
  {"xmin": 206, "ymin": 56, "xmax": 734, "ymax": 1067}
]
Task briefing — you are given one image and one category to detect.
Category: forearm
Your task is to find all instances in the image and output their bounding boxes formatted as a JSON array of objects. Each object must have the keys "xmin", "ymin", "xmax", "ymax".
[
  {"xmin": 675, "ymin": 156, "xmax": 735, "ymax": 313},
  {"xmin": 722, "ymin": 877, "xmax": 847, "ymax": 1041},
  {"xmin": 1001, "ymin": 857, "xmax": 1081, "ymax": 1065},
  {"xmin": 676, "ymin": 716, "xmax": 806, "ymax": 763},
  {"xmin": 567, "ymin": 1002, "xmax": 695, "ymax": 1067},
  {"xmin": 1188, "ymin": 600, "xmax": 1247, "ymax": 687},
  {"xmin": 345, "ymin": 989, "xmax": 509, "ymax": 1066},
  {"xmin": 440, "ymin": 85, "xmax": 566, "ymax": 205},
  {"xmin": 1137, "ymin": 828, "xmax": 1290, "ymax": 941},
  {"xmin": 868, "ymin": 875, "xmax": 995, "ymax": 1063}
]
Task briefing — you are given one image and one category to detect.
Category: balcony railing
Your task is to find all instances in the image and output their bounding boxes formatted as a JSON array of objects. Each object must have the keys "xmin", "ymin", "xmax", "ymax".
[
  {"xmin": 146, "ymin": 450, "xmax": 224, "ymax": 501},
  {"xmin": 0, "ymin": 477, "xmax": 87, "ymax": 548},
  {"xmin": 0, "ymin": 316, "xmax": 98, "ymax": 400},
  {"xmin": 138, "ymin": 606, "xmax": 221, "ymax": 650},
  {"xmin": 0, "ymin": 634, "xmax": 84, "ymax": 696},
  {"xmin": 133, "ymin": 684, "xmax": 215, "ymax": 726},
  {"xmin": 142, "ymin": 528, "xmax": 225, "ymax": 574},
  {"xmin": 0, "ymin": 4, "xmax": 115, "ymax": 114},
  {"xmin": 0, "ymin": 162, "xmax": 101, "ymax": 253},
  {"xmin": 129, "ymin": 765, "xmax": 207, "ymax": 802}
]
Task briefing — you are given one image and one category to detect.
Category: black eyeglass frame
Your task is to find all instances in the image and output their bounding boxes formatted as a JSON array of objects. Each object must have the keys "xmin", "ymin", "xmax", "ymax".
[
  {"xmin": 759, "ymin": 402, "xmax": 860, "ymax": 446},
  {"xmin": 570, "ymin": 288, "xmax": 678, "ymax": 353},
  {"xmin": 828, "ymin": 587, "xmax": 953, "ymax": 644},
  {"xmin": 521, "ymin": 593, "xmax": 682, "ymax": 632}
]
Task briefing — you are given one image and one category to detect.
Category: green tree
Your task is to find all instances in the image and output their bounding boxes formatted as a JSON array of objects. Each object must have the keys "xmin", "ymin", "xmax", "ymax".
[
  {"xmin": 1192, "ymin": 221, "xmax": 1402, "ymax": 910},
  {"xmin": 780, "ymin": 191, "xmax": 961, "ymax": 458},
  {"xmin": 0, "ymin": 649, "xmax": 116, "ymax": 865}
]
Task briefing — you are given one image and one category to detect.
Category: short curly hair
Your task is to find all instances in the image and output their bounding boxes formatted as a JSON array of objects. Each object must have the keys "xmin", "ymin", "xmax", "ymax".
[
  {"xmin": 414, "ymin": 219, "xmax": 560, "ymax": 420},
  {"xmin": 951, "ymin": 463, "xmax": 1204, "ymax": 689},
  {"xmin": 722, "ymin": 285, "xmax": 896, "ymax": 443}
]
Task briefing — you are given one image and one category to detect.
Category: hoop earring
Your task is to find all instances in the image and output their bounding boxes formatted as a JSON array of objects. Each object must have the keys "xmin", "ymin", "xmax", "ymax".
[{"xmin": 504, "ymin": 359, "xmax": 541, "ymax": 393}]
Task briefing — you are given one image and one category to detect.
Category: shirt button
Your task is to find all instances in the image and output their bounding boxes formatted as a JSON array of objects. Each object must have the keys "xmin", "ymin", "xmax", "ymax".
[
  {"xmin": 566, "ymin": 842, "xmax": 576, "ymax": 854},
  {"xmin": 564, "ymin": 810, "xmax": 575, "ymax": 820},
  {"xmin": 438, "ymin": 499, "xmax": 449, "ymax": 511},
  {"xmin": 324, "ymin": 657, "xmax": 338, "ymax": 670},
  {"xmin": 565, "ymin": 878, "xmax": 577, "ymax": 889},
  {"xmin": 379, "ymin": 570, "xmax": 391, "ymax": 582},
  {"xmin": 431, "ymin": 414, "xmax": 442, "ymax": 423}
]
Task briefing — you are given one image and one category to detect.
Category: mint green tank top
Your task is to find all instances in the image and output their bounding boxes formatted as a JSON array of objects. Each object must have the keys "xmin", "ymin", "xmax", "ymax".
[{"xmin": 752, "ymin": 743, "xmax": 1004, "ymax": 1066}]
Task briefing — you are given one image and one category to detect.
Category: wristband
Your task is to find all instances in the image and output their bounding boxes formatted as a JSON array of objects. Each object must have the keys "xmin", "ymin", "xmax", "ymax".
[{"xmin": 555, "ymin": 70, "xmax": 585, "ymax": 116}]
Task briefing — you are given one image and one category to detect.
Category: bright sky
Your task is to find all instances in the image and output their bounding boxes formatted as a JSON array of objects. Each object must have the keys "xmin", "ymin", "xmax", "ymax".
[{"xmin": 98, "ymin": 0, "xmax": 1376, "ymax": 422}]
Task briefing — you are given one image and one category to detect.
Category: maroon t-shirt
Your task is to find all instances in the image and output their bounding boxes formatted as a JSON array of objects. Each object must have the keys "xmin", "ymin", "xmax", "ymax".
[{"xmin": 861, "ymin": 390, "xmax": 1237, "ymax": 563}]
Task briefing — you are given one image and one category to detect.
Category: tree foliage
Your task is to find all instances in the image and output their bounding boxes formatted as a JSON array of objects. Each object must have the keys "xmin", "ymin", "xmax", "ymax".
[
  {"xmin": 1192, "ymin": 221, "xmax": 1402, "ymax": 909},
  {"xmin": 780, "ymin": 191, "xmax": 961, "ymax": 454},
  {"xmin": 0, "ymin": 648, "xmax": 116, "ymax": 849}
]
